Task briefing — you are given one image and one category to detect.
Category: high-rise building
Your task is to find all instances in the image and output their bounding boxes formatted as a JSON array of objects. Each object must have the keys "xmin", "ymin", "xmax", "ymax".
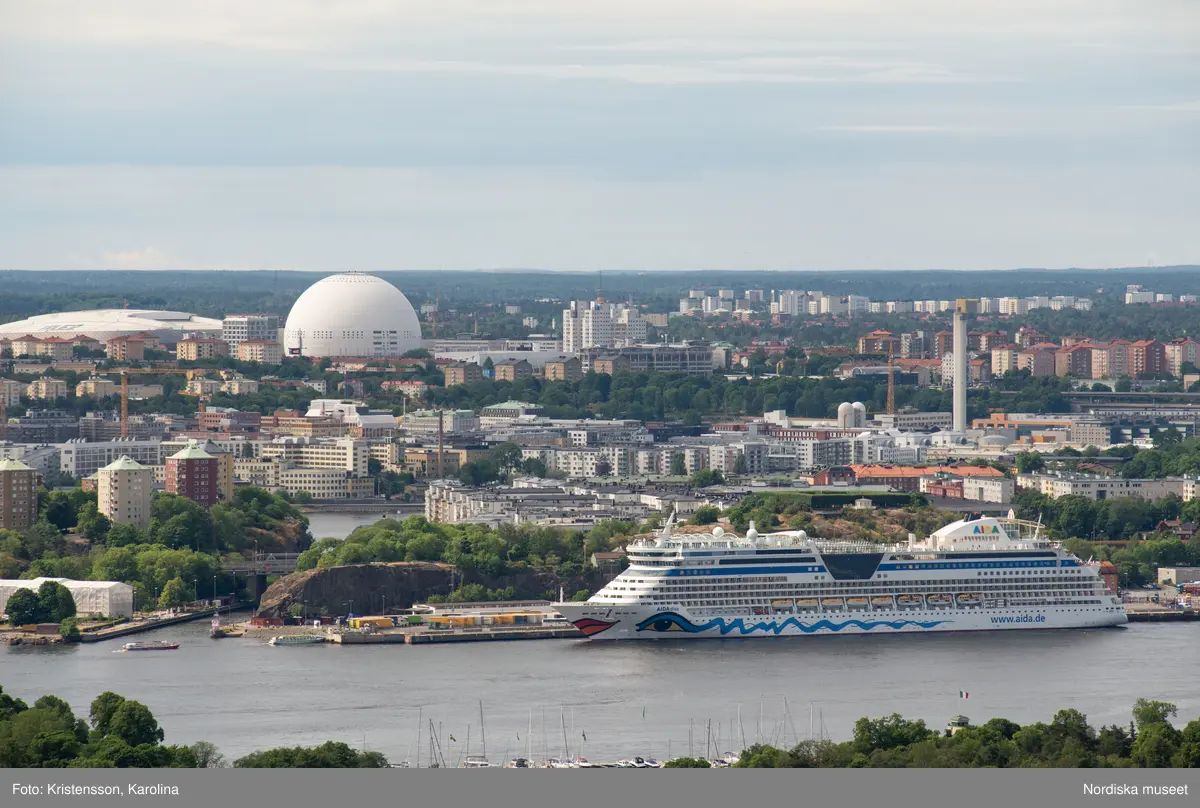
[
  {"xmin": 0, "ymin": 458, "xmax": 38, "ymax": 532},
  {"xmin": 166, "ymin": 442, "xmax": 220, "ymax": 506},
  {"xmin": 222, "ymin": 314, "xmax": 281, "ymax": 352},
  {"xmin": 97, "ymin": 455, "xmax": 154, "ymax": 529},
  {"xmin": 236, "ymin": 339, "xmax": 283, "ymax": 365},
  {"xmin": 561, "ymin": 300, "xmax": 647, "ymax": 352}
]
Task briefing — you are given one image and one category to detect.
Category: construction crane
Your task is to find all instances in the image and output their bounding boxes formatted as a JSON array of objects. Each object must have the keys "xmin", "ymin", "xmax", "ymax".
[
  {"xmin": 0, "ymin": 396, "xmax": 7, "ymax": 441},
  {"xmin": 112, "ymin": 367, "xmax": 207, "ymax": 436}
]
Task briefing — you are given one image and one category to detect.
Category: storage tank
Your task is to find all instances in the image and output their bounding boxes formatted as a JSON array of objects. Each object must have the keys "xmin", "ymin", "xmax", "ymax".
[
  {"xmin": 837, "ymin": 401, "xmax": 853, "ymax": 428},
  {"xmin": 851, "ymin": 402, "xmax": 866, "ymax": 428}
]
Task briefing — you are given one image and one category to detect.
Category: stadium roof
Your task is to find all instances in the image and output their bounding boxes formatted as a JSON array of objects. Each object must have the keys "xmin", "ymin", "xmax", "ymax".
[{"xmin": 0, "ymin": 309, "xmax": 222, "ymax": 344}]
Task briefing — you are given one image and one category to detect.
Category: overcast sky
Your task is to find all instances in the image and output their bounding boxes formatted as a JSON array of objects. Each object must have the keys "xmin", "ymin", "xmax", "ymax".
[{"xmin": 1, "ymin": 1, "xmax": 1197, "ymax": 272}]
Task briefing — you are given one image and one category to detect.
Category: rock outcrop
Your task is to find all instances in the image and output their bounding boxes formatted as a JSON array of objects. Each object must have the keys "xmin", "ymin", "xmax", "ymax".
[{"xmin": 255, "ymin": 562, "xmax": 603, "ymax": 618}]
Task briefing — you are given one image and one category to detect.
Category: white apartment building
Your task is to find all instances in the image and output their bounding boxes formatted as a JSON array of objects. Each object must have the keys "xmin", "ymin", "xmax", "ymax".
[
  {"xmin": 97, "ymin": 455, "xmax": 154, "ymax": 528},
  {"xmin": 260, "ymin": 436, "xmax": 369, "ymax": 476},
  {"xmin": 561, "ymin": 300, "xmax": 647, "ymax": 352},
  {"xmin": 222, "ymin": 314, "xmax": 280, "ymax": 351},
  {"xmin": 402, "ymin": 409, "xmax": 480, "ymax": 434},
  {"xmin": 1016, "ymin": 473, "xmax": 1197, "ymax": 502},
  {"xmin": 60, "ymin": 439, "xmax": 164, "ymax": 479}
]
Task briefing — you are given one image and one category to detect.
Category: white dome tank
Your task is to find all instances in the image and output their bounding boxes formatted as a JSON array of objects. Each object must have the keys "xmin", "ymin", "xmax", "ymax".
[
  {"xmin": 851, "ymin": 401, "xmax": 866, "ymax": 427},
  {"xmin": 284, "ymin": 272, "xmax": 422, "ymax": 359},
  {"xmin": 837, "ymin": 401, "xmax": 854, "ymax": 428}
]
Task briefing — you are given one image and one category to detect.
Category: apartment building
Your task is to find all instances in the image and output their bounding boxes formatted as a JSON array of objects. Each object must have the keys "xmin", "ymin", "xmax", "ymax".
[
  {"xmin": 561, "ymin": 300, "xmax": 647, "ymax": 352},
  {"xmin": 97, "ymin": 455, "xmax": 154, "ymax": 528},
  {"xmin": 60, "ymin": 438, "xmax": 164, "ymax": 479},
  {"xmin": 177, "ymin": 337, "xmax": 231, "ymax": 360},
  {"xmin": 543, "ymin": 357, "xmax": 583, "ymax": 382},
  {"xmin": 166, "ymin": 442, "xmax": 220, "ymax": 505},
  {"xmin": 444, "ymin": 362, "xmax": 483, "ymax": 386},
  {"xmin": 222, "ymin": 314, "xmax": 280, "ymax": 352},
  {"xmin": 260, "ymin": 436, "xmax": 369, "ymax": 476},
  {"xmin": 237, "ymin": 339, "xmax": 283, "ymax": 365},
  {"xmin": 493, "ymin": 359, "xmax": 533, "ymax": 382},
  {"xmin": 0, "ymin": 458, "xmax": 38, "ymax": 532},
  {"xmin": 1016, "ymin": 473, "xmax": 1196, "ymax": 502},
  {"xmin": 1129, "ymin": 340, "xmax": 1165, "ymax": 377},
  {"xmin": 26, "ymin": 378, "xmax": 68, "ymax": 400}
]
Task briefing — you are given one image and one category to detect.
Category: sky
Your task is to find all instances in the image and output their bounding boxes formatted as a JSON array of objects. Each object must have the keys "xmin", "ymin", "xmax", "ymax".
[{"xmin": 0, "ymin": 1, "xmax": 1197, "ymax": 272}]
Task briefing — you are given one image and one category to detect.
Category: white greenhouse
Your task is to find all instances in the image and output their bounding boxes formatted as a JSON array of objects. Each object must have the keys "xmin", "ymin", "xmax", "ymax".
[{"xmin": 0, "ymin": 577, "xmax": 134, "ymax": 619}]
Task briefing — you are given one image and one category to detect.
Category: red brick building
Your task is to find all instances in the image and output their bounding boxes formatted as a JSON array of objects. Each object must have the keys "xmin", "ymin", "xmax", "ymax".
[{"xmin": 166, "ymin": 442, "xmax": 220, "ymax": 506}]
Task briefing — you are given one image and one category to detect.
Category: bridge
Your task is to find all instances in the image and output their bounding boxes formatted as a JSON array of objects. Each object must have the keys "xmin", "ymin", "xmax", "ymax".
[{"xmin": 222, "ymin": 552, "xmax": 301, "ymax": 575}]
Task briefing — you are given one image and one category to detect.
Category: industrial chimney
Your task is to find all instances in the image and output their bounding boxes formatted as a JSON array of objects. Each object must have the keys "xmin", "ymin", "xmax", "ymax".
[{"xmin": 952, "ymin": 310, "xmax": 968, "ymax": 432}]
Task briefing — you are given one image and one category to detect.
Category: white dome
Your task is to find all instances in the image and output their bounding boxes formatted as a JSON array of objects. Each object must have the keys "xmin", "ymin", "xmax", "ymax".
[{"xmin": 284, "ymin": 273, "xmax": 421, "ymax": 359}]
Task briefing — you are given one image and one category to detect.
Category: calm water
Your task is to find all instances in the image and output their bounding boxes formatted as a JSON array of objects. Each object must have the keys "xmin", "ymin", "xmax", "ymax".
[
  {"xmin": 306, "ymin": 511, "xmax": 393, "ymax": 541},
  {"xmin": 4, "ymin": 622, "xmax": 1197, "ymax": 763}
]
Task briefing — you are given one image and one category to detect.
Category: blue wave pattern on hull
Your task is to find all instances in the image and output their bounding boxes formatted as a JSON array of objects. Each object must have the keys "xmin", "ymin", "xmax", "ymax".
[{"xmin": 635, "ymin": 612, "xmax": 950, "ymax": 635}]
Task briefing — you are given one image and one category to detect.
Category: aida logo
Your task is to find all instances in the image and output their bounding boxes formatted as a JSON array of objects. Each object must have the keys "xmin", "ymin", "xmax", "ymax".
[{"xmin": 972, "ymin": 524, "xmax": 1000, "ymax": 534}]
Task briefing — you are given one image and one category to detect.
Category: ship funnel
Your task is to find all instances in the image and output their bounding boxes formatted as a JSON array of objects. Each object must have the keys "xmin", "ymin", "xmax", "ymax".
[
  {"xmin": 746, "ymin": 521, "xmax": 759, "ymax": 542},
  {"xmin": 908, "ymin": 532, "xmax": 916, "ymax": 548}
]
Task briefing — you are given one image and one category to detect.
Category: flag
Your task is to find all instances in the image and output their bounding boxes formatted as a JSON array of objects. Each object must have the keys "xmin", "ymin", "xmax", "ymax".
[
  {"xmin": 516, "ymin": 733, "xmax": 520, "ymax": 741},
  {"xmin": 449, "ymin": 735, "xmax": 457, "ymax": 742},
  {"xmin": 581, "ymin": 731, "xmax": 587, "ymax": 742},
  {"xmin": 959, "ymin": 691, "xmax": 969, "ymax": 699},
  {"xmin": 642, "ymin": 706, "xmax": 646, "ymax": 719}
]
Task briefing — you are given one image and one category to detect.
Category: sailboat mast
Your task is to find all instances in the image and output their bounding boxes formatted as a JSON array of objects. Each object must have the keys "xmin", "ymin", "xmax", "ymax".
[
  {"xmin": 416, "ymin": 707, "xmax": 422, "ymax": 769},
  {"xmin": 480, "ymin": 700, "xmax": 487, "ymax": 761}
]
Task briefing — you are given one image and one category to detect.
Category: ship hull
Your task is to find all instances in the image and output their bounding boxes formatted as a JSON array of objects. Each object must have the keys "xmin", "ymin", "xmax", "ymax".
[{"xmin": 556, "ymin": 603, "xmax": 1127, "ymax": 641}]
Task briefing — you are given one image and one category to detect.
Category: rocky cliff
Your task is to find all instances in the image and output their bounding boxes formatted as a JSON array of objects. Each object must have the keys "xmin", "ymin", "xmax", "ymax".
[{"xmin": 256, "ymin": 562, "xmax": 602, "ymax": 618}]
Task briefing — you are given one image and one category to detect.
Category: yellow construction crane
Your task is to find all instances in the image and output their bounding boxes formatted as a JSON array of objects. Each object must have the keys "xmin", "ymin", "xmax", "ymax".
[
  {"xmin": 887, "ymin": 351, "xmax": 896, "ymax": 415},
  {"xmin": 112, "ymin": 367, "xmax": 207, "ymax": 436}
]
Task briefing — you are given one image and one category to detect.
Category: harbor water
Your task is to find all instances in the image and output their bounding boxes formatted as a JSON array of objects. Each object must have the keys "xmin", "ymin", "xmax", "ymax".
[{"xmin": 4, "ymin": 620, "xmax": 1198, "ymax": 763}]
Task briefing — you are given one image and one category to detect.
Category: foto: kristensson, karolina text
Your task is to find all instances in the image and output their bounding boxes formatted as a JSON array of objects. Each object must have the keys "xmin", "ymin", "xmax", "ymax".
[
  {"xmin": 13, "ymin": 784, "xmax": 180, "ymax": 797},
  {"xmin": 1084, "ymin": 784, "xmax": 1188, "ymax": 796}
]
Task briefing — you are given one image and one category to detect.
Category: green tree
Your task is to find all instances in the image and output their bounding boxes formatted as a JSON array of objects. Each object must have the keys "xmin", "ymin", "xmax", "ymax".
[
  {"xmin": 158, "ymin": 577, "xmax": 191, "ymax": 610},
  {"xmin": 0, "ymin": 685, "xmax": 29, "ymax": 721},
  {"xmin": 292, "ymin": 490, "xmax": 314, "ymax": 505},
  {"xmin": 190, "ymin": 740, "xmax": 227, "ymax": 768},
  {"xmin": 234, "ymin": 741, "xmax": 387, "ymax": 768},
  {"xmin": 1014, "ymin": 451, "xmax": 1046, "ymax": 474},
  {"xmin": 89, "ymin": 692, "xmax": 127, "ymax": 736},
  {"xmin": 670, "ymin": 453, "xmax": 687, "ymax": 476},
  {"xmin": 663, "ymin": 757, "xmax": 711, "ymax": 768},
  {"xmin": 1132, "ymin": 699, "xmax": 1177, "ymax": 731},
  {"xmin": 689, "ymin": 469, "xmax": 725, "ymax": 488},
  {"xmin": 107, "ymin": 700, "xmax": 165, "ymax": 747},
  {"xmin": 38, "ymin": 580, "xmax": 76, "ymax": 622},
  {"xmin": 689, "ymin": 505, "xmax": 721, "ymax": 525},
  {"xmin": 733, "ymin": 453, "xmax": 748, "ymax": 475},
  {"xmin": 75, "ymin": 502, "xmax": 111, "ymax": 543},
  {"xmin": 4, "ymin": 588, "xmax": 42, "ymax": 625},
  {"xmin": 59, "ymin": 617, "xmax": 81, "ymax": 641},
  {"xmin": 1131, "ymin": 723, "xmax": 1181, "ymax": 768}
]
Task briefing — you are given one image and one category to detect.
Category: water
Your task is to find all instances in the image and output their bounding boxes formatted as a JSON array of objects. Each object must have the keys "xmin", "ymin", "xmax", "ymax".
[
  {"xmin": 4, "ymin": 622, "xmax": 1197, "ymax": 764},
  {"xmin": 306, "ymin": 511, "xmax": 395, "ymax": 540}
]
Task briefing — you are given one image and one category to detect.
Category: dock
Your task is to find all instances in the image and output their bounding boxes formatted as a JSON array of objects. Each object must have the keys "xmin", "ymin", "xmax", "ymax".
[
  {"xmin": 1125, "ymin": 609, "xmax": 1199, "ymax": 622},
  {"xmin": 329, "ymin": 626, "xmax": 582, "ymax": 645}
]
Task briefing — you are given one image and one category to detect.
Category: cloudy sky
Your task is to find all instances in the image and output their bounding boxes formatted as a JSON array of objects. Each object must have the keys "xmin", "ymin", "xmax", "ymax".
[{"xmin": 1, "ymin": 1, "xmax": 1197, "ymax": 271}]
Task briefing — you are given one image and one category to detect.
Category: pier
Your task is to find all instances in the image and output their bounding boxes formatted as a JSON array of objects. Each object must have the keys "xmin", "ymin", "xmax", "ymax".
[{"xmin": 327, "ymin": 625, "xmax": 583, "ymax": 645}]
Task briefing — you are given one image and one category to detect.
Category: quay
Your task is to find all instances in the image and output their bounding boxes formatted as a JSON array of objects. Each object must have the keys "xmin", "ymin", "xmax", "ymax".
[
  {"xmin": 330, "ymin": 625, "xmax": 583, "ymax": 645},
  {"xmin": 78, "ymin": 607, "xmax": 224, "ymax": 642},
  {"xmin": 1125, "ymin": 609, "xmax": 1199, "ymax": 623}
]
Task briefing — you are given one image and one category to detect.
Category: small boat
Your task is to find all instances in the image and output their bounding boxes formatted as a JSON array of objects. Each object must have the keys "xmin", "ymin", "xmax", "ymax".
[
  {"xmin": 794, "ymin": 598, "xmax": 819, "ymax": 610},
  {"xmin": 121, "ymin": 640, "xmax": 178, "ymax": 652},
  {"xmin": 569, "ymin": 756, "xmax": 594, "ymax": 768},
  {"xmin": 870, "ymin": 596, "xmax": 895, "ymax": 609},
  {"xmin": 268, "ymin": 635, "xmax": 325, "ymax": 646},
  {"xmin": 543, "ymin": 757, "xmax": 571, "ymax": 769},
  {"xmin": 209, "ymin": 618, "xmax": 226, "ymax": 639},
  {"xmin": 770, "ymin": 599, "xmax": 795, "ymax": 614},
  {"xmin": 846, "ymin": 597, "xmax": 869, "ymax": 610},
  {"xmin": 956, "ymin": 593, "xmax": 983, "ymax": 607},
  {"xmin": 897, "ymin": 594, "xmax": 923, "ymax": 609},
  {"xmin": 461, "ymin": 755, "xmax": 492, "ymax": 768},
  {"xmin": 927, "ymin": 594, "xmax": 954, "ymax": 608},
  {"xmin": 819, "ymin": 597, "xmax": 845, "ymax": 611},
  {"xmin": 504, "ymin": 758, "xmax": 530, "ymax": 769}
]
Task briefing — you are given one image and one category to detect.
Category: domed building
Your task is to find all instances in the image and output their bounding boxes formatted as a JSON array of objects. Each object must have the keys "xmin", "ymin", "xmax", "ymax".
[{"xmin": 284, "ymin": 272, "xmax": 421, "ymax": 358}]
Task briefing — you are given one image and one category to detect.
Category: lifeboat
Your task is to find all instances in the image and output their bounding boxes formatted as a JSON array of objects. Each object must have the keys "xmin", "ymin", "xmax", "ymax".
[
  {"xmin": 870, "ymin": 596, "xmax": 895, "ymax": 609},
  {"xmin": 845, "ymin": 597, "xmax": 869, "ymax": 610},
  {"xmin": 897, "ymin": 594, "xmax": 924, "ymax": 609},
  {"xmin": 770, "ymin": 599, "xmax": 795, "ymax": 614},
  {"xmin": 927, "ymin": 594, "xmax": 954, "ymax": 608},
  {"xmin": 820, "ymin": 597, "xmax": 845, "ymax": 611},
  {"xmin": 956, "ymin": 593, "xmax": 982, "ymax": 607},
  {"xmin": 795, "ymin": 598, "xmax": 819, "ymax": 610}
]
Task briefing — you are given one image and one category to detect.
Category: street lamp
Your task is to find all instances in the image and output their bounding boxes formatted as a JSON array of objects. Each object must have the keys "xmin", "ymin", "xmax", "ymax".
[{"xmin": 213, "ymin": 575, "xmax": 218, "ymax": 609}]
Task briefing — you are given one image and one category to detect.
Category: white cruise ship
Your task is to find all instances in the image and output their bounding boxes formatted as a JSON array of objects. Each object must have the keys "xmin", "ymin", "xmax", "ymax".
[{"xmin": 555, "ymin": 513, "xmax": 1126, "ymax": 640}]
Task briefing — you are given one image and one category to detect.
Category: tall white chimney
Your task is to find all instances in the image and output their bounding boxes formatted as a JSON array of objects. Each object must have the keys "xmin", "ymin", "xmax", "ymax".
[{"xmin": 953, "ymin": 310, "xmax": 968, "ymax": 432}]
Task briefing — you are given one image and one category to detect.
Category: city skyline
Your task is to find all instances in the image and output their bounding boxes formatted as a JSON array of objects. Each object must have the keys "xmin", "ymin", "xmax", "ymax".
[{"xmin": 1, "ymin": 1, "xmax": 1198, "ymax": 272}]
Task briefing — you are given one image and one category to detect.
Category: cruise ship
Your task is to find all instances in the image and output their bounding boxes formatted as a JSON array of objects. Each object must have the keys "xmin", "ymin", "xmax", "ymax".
[{"xmin": 555, "ymin": 513, "xmax": 1126, "ymax": 640}]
